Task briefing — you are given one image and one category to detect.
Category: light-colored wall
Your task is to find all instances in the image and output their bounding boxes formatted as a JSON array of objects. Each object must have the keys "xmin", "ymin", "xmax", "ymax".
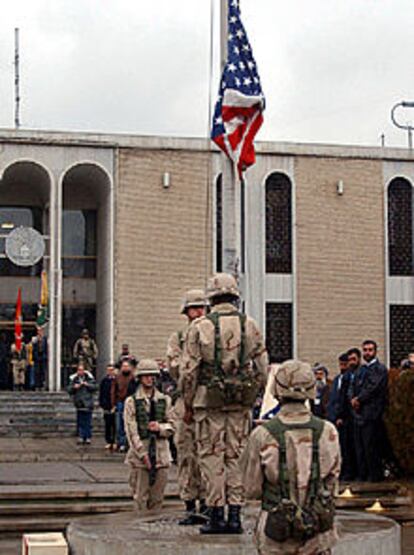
[
  {"xmin": 115, "ymin": 148, "xmax": 213, "ymax": 360},
  {"xmin": 294, "ymin": 156, "xmax": 386, "ymax": 373}
]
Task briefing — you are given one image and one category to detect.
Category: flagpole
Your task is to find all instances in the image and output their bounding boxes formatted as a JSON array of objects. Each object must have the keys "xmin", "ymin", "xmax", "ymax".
[{"xmin": 220, "ymin": 0, "xmax": 241, "ymax": 281}]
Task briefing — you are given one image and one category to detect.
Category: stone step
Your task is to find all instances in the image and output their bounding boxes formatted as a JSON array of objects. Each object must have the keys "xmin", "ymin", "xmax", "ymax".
[
  {"xmin": 0, "ymin": 450, "xmax": 125, "ymax": 462},
  {"xmin": 0, "ymin": 484, "xmax": 131, "ymax": 501},
  {"xmin": 0, "ymin": 515, "xmax": 73, "ymax": 534},
  {"xmin": 0, "ymin": 394, "xmax": 69, "ymax": 401},
  {"xmin": 0, "ymin": 498, "xmax": 179, "ymax": 535},
  {"xmin": 0, "ymin": 499, "xmax": 133, "ymax": 515}
]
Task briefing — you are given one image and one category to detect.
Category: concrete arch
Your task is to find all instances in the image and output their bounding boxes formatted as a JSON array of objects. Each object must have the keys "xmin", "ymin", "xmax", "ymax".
[
  {"xmin": 58, "ymin": 160, "xmax": 114, "ymax": 385},
  {"xmin": 0, "ymin": 159, "xmax": 52, "ymax": 207},
  {"xmin": 61, "ymin": 161, "xmax": 112, "ymax": 208}
]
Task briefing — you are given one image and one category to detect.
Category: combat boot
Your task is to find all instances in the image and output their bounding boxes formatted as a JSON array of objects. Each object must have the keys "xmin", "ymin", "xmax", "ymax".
[
  {"xmin": 200, "ymin": 507, "xmax": 227, "ymax": 534},
  {"xmin": 226, "ymin": 504, "xmax": 243, "ymax": 534},
  {"xmin": 178, "ymin": 499, "xmax": 206, "ymax": 526}
]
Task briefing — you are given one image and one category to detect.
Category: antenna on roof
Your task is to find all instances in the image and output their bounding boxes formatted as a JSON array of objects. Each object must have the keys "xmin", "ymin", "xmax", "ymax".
[{"xmin": 14, "ymin": 27, "xmax": 20, "ymax": 129}]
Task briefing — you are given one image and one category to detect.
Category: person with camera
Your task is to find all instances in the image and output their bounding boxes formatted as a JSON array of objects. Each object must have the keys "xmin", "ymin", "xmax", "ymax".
[
  {"xmin": 68, "ymin": 361, "xmax": 97, "ymax": 444},
  {"xmin": 240, "ymin": 360, "xmax": 340, "ymax": 555}
]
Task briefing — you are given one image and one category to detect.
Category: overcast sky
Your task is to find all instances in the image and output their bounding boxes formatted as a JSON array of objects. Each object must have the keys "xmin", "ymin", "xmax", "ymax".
[{"xmin": 1, "ymin": 0, "xmax": 414, "ymax": 148}]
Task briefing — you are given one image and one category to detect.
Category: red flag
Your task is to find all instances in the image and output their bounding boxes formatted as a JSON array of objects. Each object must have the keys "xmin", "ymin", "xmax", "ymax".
[{"xmin": 15, "ymin": 288, "xmax": 22, "ymax": 352}]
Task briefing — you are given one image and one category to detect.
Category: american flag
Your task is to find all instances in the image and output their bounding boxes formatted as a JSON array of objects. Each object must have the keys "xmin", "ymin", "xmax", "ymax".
[{"xmin": 211, "ymin": 0, "xmax": 265, "ymax": 177}]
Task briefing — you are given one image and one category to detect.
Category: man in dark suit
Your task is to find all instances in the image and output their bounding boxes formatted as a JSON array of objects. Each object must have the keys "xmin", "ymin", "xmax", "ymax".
[
  {"xmin": 327, "ymin": 352, "xmax": 349, "ymax": 423},
  {"xmin": 351, "ymin": 340, "xmax": 388, "ymax": 482},
  {"xmin": 336, "ymin": 348, "xmax": 360, "ymax": 481}
]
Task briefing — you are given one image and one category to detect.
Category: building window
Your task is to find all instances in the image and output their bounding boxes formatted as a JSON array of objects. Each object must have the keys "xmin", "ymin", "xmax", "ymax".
[
  {"xmin": 388, "ymin": 177, "xmax": 413, "ymax": 276},
  {"xmin": 265, "ymin": 173, "xmax": 292, "ymax": 274},
  {"xmin": 266, "ymin": 302, "xmax": 293, "ymax": 362},
  {"xmin": 216, "ymin": 174, "xmax": 223, "ymax": 272},
  {"xmin": 62, "ymin": 210, "xmax": 97, "ymax": 278},
  {"xmin": 389, "ymin": 304, "xmax": 414, "ymax": 368},
  {"xmin": 0, "ymin": 207, "xmax": 43, "ymax": 277}
]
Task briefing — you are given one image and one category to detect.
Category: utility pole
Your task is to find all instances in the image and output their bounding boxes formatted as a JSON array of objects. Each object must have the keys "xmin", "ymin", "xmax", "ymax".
[
  {"xmin": 220, "ymin": 0, "xmax": 241, "ymax": 279},
  {"xmin": 14, "ymin": 27, "xmax": 20, "ymax": 129}
]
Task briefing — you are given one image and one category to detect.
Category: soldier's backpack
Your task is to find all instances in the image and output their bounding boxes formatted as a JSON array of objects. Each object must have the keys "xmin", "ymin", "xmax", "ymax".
[
  {"xmin": 198, "ymin": 311, "xmax": 258, "ymax": 408},
  {"xmin": 262, "ymin": 415, "xmax": 335, "ymax": 543}
]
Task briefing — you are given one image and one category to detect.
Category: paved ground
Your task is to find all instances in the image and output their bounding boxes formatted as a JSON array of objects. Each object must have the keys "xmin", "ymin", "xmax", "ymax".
[{"xmin": 0, "ymin": 435, "xmax": 412, "ymax": 554}]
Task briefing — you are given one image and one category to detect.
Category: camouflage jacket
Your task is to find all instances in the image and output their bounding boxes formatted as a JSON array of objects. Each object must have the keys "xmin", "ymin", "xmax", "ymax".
[
  {"xmin": 73, "ymin": 338, "xmax": 98, "ymax": 367},
  {"xmin": 181, "ymin": 302, "xmax": 268, "ymax": 410},
  {"xmin": 166, "ymin": 326, "xmax": 188, "ymax": 383},
  {"xmin": 240, "ymin": 402, "xmax": 341, "ymax": 555}
]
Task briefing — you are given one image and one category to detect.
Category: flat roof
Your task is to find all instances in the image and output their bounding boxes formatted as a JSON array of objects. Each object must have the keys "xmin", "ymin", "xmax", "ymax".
[{"xmin": 1, "ymin": 127, "xmax": 414, "ymax": 161}]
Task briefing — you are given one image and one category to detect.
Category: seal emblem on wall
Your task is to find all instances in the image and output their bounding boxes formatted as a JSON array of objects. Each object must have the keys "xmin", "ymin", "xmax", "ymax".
[{"xmin": 5, "ymin": 226, "xmax": 45, "ymax": 267}]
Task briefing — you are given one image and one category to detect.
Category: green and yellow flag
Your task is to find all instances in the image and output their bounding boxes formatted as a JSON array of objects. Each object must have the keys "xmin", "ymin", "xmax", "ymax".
[{"xmin": 36, "ymin": 270, "xmax": 49, "ymax": 327}]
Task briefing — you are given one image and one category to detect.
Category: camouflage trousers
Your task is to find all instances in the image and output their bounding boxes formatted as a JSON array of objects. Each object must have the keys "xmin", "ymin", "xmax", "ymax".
[
  {"xmin": 195, "ymin": 408, "xmax": 251, "ymax": 507},
  {"xmin": 128, "ymin": 467, "xmax": 169, "ymax": 511},
  {"xmin": 176, "ymin": 415, "xmax": 205, "ymax": 502}
]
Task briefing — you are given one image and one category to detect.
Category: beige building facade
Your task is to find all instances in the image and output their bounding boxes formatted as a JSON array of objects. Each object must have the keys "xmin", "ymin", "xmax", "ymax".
[{"xmin": 0, "ymin": 129, "xmax": 412, "ymax": 389}]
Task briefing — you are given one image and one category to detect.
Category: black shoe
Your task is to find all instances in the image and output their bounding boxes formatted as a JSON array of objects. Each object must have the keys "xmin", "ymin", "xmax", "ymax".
[
  {"xmin": 200, "ymin": 507, "xmax": 227, "ymax": 534},
  {"xmin": 226, "ymin": 505, "xmax": 243, "ymax": 534}
]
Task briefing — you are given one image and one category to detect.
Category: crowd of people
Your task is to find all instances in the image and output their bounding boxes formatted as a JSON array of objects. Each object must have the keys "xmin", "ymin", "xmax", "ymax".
[
  {"xmin": 309, "ymin": 341, "xmax": 395, "ymax": 483},
  {"xmin": 0, "ymin": 328, "xmax": 48, "ymax": 391}
]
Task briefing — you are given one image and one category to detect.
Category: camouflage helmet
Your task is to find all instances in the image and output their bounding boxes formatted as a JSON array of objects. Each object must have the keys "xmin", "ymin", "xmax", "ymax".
[
  {"xmin": 180, "ymin": 289, "xmax": 208, "ymax": 314},
  {"xmin": 136, "ymin": 358, "xmax": 160, "ymax": 377},
  {"xmin": 274, "ymin": 359, "xmax": 316, "ymax": 401},
  {"xmin": 206, "ymin": 273, "xmax": 240, "ymax": 299}
]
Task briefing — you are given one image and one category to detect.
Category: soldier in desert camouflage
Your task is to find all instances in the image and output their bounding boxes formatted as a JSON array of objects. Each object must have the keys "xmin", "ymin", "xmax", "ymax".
[
  {"xmin": 181, "ymin": 273, "xmax": 268, "ymax": 534},
  {"xmin": 166, "ymin": 289, "xmax": 208, "ymax": 525},
  {"xmin": 240, "ymin": 360, "xmax": 341, "ymax": 555},
  {"xmin": 124, "ymin": 359, "xmax": 174, "ymax": 511},
  {"xmin": 73, "ymin": 329, "xmax": 98, "ymax": 374}
]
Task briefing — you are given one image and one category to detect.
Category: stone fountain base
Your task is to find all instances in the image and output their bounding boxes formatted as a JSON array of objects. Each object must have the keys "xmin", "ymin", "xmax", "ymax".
[{"xmin": 67, "ymin": 505, "xmax": 400, "ymax": 555}]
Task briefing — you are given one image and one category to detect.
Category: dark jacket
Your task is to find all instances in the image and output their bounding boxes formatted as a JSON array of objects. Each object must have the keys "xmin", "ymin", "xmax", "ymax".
[
  {"xmin": 336, "ymin": 369, "xmax": 356, "ymax": 421},
  {"xmin": 99, "ymin": 375, "xmax": 116, "ymax": 411},
  {"xmin": 354, "ymin": 359, "xmax": 388, "ymax": 422},
  {"xmin": 327, "ymin": 373, "xmax": 344, "ymax": 423},
  {"xmin": 68, "ymin": 371, "xmax": 97, "ymax": 411},
  {"xmin": 311, "ymin": 381, "xmax": 330, "ymax": 419},
  {"xmin": 32, "ymin": 336, "xmax": 48, "ymax": 367}
]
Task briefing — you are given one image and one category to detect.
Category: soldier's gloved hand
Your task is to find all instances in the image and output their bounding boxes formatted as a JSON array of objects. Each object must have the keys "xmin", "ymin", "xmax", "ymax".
[
  {"xmin": 142, "ymin": 454, "xmax": 152, "ymax": 470},
  {"xmin": 183, "ymin": 407, "xmax": 194, "ymax": 425},
  {"xmin": 148, "ymin": 421, "xmax": 160, "ymax": 432}
]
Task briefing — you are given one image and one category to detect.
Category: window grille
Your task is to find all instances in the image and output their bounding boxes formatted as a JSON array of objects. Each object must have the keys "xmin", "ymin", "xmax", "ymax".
[
  {"xmin": 265, "ymin": 173, "xmax": 292, "ymax": 273},
  {"xmin": 266, "ymin": 302, "xmax": 293, "ymax": 362},
  {"xmin": 390, "ymin": 304, "xmax": 414, "ymax": 368},
  {"xmin": 388, "ymin": 178, "xmax": 413, "ymax": 276}
]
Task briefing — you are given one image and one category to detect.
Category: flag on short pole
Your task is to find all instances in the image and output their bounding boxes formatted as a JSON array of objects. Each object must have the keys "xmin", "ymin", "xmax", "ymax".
[
  {"xmin": 36, "ymin": 270, "xmax": 49, "ymax": 328},
  {"xmin": 14, "ymin": 287, "xmax": 22, "ymax": 352},
  {"xmin": 211, "ymin": 0, "xmax": 265, "ymax": 177}
]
